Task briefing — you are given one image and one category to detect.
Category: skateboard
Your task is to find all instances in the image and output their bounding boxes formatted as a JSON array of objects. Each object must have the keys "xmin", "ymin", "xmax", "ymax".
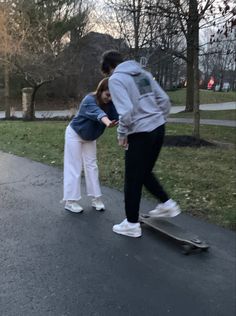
[{"xmin": 140, "ymin": 214, "xmax": 209, "ymax": 254}]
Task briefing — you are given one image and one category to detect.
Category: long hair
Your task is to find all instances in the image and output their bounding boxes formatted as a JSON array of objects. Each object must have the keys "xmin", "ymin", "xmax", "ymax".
[{"xmin": 93, "ymin": 77, "xmax": 110, "ymax": 107}]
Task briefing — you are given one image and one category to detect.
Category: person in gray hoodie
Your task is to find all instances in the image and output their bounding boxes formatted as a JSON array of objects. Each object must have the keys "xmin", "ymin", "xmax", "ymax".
[{"xmin": 101, "ymin": 50, "xmax": 181, "ymax": 238}]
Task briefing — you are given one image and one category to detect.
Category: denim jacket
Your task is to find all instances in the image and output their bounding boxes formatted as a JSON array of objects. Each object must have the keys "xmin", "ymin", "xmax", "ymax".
[{"xmin": 70, "ymin": 94, "xmax": 118, "ymax": 141}]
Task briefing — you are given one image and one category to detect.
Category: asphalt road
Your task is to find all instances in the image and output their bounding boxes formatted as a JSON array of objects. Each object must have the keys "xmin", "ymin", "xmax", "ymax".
[{"xmin": 0, "ymin": 151, "xmax": 235, "ymax": 316}]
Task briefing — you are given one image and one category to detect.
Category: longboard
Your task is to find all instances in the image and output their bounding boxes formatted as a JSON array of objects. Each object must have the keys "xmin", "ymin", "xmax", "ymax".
[{"xmin": 140, "ymin": 214, "xmax": 209, "ymax": 254}]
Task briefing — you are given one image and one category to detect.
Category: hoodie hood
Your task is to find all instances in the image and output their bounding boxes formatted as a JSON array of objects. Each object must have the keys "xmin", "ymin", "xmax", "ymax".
[{"xmin": 114, "ymin": 60, "xmax": 142, "ymax": 76}]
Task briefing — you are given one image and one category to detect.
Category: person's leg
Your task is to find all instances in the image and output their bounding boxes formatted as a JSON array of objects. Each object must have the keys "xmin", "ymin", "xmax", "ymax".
[
  {"xmin": 113, "ymin": 133, "xmax": 156, "ymax": 237},
  {"xmin": 124, "ymin": 132, "xmax": 153, "ymax": 222},
  {"xmin": 143, "ymin": 124, "xmax": 181, "ymax": 217},
  {"xmin": 144, "ymin": 173, "xmax": 169, "ymax": 202},
  {"xmin": 143, "ymin": 124, "xmax": 169, "ymax": 202},
  {"xmin": 63, "ymin": 126, "xmax": 83, "ymax": 201},
  {"xmin": 124, "ymin": 124, "xmax": 176, "ymax": 220},
  {"xmin": 112, "ymin": 132, "xmax": 150, "ymax": 237},
  {"xmin": 81, "ymin": 139, "xmax": 105, "ymax": 211},
  {"xmin": 81, "ymin": 139, "xmax": 102, "ymax": 198}
]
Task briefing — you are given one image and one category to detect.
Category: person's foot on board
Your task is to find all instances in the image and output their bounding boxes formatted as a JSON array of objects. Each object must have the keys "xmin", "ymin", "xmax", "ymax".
[{"xmin": 148, "ymin": 199, "xmax": 181, "ymax": 218}]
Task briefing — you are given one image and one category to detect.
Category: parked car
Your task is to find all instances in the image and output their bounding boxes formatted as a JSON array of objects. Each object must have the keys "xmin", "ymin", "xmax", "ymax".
[
  {"xmin": 214, "ymin": 84, "xmax": 220, "ymax": 92},
  {"xmin": 222, "ymin": 82, "xmax": 230, "ymax": 92}
]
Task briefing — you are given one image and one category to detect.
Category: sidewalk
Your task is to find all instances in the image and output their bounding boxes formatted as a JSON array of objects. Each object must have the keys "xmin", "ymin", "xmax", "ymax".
[
  {"xmin": 168, "ymin": 101, "xmax": 236, "ymax": 127},
  {"xmin": 170, "ymin": 101, "xmax": 236, "ymax": 114},
  {"xmin": 0, "ymin": 101, "xmax": 235, "ymax": 119},
  {"xmin": 0, "ymin": 151, "xmax": 235, "ymax": 316},
  {"xmin": 167, "ymin": 118, "xmax": 236, "ymax": 127}
]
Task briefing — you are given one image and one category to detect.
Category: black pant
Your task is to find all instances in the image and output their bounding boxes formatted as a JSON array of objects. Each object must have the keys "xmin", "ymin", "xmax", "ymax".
[{"xmin": 124, "ymin": 124, "xmax": 169, "ymax": 223}]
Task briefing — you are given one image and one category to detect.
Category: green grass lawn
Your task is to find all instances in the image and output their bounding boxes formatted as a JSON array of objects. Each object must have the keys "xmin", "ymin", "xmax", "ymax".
[
  {"xmin": 0, "ymin": 120, "xmax": 235, "ymax": 230},
  {"xmin": 170, "ymin": 110, "xmax": 236, "ymax": 120},
  {"xmin": 167, "ymin": 89, "xmax": 236, "ymax": 106}
]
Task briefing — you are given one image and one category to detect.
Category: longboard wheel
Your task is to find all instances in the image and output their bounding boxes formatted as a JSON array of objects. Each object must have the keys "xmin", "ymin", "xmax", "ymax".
[
  {"xmin": 182, "ymin": 244, "xmax": 193, "ymax": 255},
  {"xmin": 190, "ymin": 238, "xmax": 202, "ymax": 244}
]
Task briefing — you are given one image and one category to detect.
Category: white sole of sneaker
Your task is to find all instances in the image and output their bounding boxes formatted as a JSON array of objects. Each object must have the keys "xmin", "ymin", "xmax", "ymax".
[
  {"xmin": 112, "ymin": 228, "xmax": 142, "ymax": 238},
  {"xmin": 65, "ymin": 207, "xmax": 83, "ymax": 213},
  {"xmin": 92, "ymin": 206, "xmax": 105, "ymax": 211},
  {"xmin": 149, "ymin": 209, "xmax": 181, "ymax": 218},
  {"xmin": 170, "ymin": 209, "xmax": 181, "ymax": 217}
]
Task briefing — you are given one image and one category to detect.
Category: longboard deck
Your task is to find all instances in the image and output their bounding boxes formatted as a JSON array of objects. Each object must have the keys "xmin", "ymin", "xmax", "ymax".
[{"xmin": 140, "ymin": 214, "xmax": 209, "ymax": 253}]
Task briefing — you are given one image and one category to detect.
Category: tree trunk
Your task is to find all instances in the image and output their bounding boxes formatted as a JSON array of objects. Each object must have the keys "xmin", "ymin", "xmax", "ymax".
[
  {"xmin": 4, "ymin": 57, "xmax": 10, "ymax": 119},
  {"xmin": 169, "ymin": 59, "xmax": 174, "ymax": 89},
  {"xmin": 185, "ymin": 0, "xmax": 200, "ymax": 138},
  {"xmin": 29, "ymin": 86, "xmax": 38, "ymax": 120},
  {"xmin": 185, "ymin": 41, "xmax": 194, "ymax": 112},
  {"xmin": 193, "ymin": 27, "xmax": 200, "ymax": 139},
  {"xmin": 192, "ymin": 0, "xmax": 200, "ymax": 139},
  {"xmin": 133, "ymin": 2, "xmax": 140, "ymax": 60},
  {"xmin": 22, "ymin": 82, "xmax": 47, "ymax": 121},
  {"xmin": 29, "ymin": 83, "xmax": 46, "ymax": 120},
  {"xmin": 185, "ymin": 15, "xmax": 195, "ymax": 112}
]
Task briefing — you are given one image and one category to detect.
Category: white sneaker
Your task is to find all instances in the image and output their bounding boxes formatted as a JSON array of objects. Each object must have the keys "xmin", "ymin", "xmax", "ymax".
[
  {"xmin": 148, "ymin": 199, "xmax": 181, "ymax": 218},
  {"xmin": 65, "ymin": 201, "xmax": 83, "ymax": 213},
  {"xmin": 113, "ymin": 219, "xmax": 142, "ymax": 237},
  {"xmin": 92, "ymin": 197, "xmax": 105, "ymax": 211}
]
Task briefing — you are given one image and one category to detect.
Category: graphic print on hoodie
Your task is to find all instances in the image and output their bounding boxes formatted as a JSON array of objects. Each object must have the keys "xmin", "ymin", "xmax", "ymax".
[{"xmin": 132, "ymin": 73, "xmax": 152, "ymax": 96}]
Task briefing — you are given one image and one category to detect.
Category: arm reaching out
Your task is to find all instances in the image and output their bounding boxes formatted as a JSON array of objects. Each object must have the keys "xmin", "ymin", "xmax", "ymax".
[{"xmin": 101, "ymin": 116, "xmax": 118, "ymax": 128}]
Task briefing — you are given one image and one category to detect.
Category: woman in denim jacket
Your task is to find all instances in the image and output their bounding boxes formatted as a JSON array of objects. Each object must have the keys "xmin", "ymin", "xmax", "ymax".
[{"xmin": 63, "ymin": 78, "xmax": 118, "ymax": 213}]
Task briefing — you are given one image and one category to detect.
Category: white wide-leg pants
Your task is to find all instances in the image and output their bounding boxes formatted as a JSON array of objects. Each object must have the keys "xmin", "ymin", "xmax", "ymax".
[{"xmin": 63, "ymin": 125, "xmax": 102, "ymax": 201}]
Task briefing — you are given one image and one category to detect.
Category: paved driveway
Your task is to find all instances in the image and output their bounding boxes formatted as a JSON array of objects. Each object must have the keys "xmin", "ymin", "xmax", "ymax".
[{"xmin": 0, "ymin": 152, "xmax": 235, "ymax": 316}]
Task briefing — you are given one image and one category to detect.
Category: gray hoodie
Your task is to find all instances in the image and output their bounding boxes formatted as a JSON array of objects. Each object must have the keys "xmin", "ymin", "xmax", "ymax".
[{"xmin": 108, "ymin": 60, "xmax": 171, "ymax": 138}]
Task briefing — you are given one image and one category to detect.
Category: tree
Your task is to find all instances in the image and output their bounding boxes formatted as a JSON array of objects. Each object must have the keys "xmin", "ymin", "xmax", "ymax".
[
  {"xmin": 102, "ymin": 0, "xmax": 183, "ymax": 91},
  {"xmin": 200, "ymin": 28, "xmax": 236, "ymax": 90},
  {"xmin": 103, "ymin": 0, "xmax": 148, "ymax": 58},
  {"xmin": 0, "ymin": 0, "xmax": 91, "ymax": 120},
  {"xmin": 106, "ymin": 0, "xmax": 236, "ymax": 138},
  {"xmin": 0, "ymin": 1, "xmax": 25, "ymax": 118},
  {"xmin": 145, "ymin": 6, "xmax": 185, "ymax": 90},
  {"xmin": 0, "ymin": 4, "xmax": 11, "ymax": 119},
  {"xmin": 152, "ymin": 0, "xmax": 235, "ymax": 138}
]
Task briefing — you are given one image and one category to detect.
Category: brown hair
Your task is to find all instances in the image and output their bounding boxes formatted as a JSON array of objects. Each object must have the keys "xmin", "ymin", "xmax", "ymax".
[
  {"xmin": 94, "ymin": 77, "xmax": 109, "ymax": 107},
  {"xmin": 100, "ymin": 50, "xmax": 123, "ymax": 75}
]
